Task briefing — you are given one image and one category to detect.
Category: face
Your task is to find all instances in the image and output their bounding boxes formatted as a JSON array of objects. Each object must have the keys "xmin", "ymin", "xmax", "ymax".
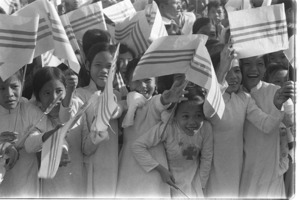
[
  {"xmin": 39, "ymin": 80, "xmax": 66, "ymax": 117},
  {"xmin": 118, "ymin": 52, "xmax": 133, "ymax": 83},
  {"xmin": 89, "ymin": 51, "xmax": 113, "ymax": 90},
  {"xmin": 241, "ymin": 56, "xmax": 266, "ymax": 91},
  {"xmin": 269, "ymin": 69, "xmax": 288, "ymax": 87},
  {"xmin": 268, "ymin": 51, "xmax": 289, "ymax": 69},
  {"xmin": 64, "ymin": 0, "xmax": 81, "ymax": 12},
  {"xmin": 196, "ymin": 23, "xmax": 217, "ymax": 40},
  {"xmin": 225, "ymin": 66, "xmax": 242, "ymax": 94},
  {"xmin": 129, "ymin": 78, "xmax": 156, "ymax": 99},
  {"xmin": 208, "ymin": 6, "xmax": 224, "ymax": 24},
  {"xmin": 175, "ymin": 101, "xmax": 204, "ymax": 136},
  {"xmin": 0, "ymin": 75, "xmax": 22, "ymax": 110},
  {"xmin": 160, "ymin": 0, "xmax": 182, "ymax": 19}
]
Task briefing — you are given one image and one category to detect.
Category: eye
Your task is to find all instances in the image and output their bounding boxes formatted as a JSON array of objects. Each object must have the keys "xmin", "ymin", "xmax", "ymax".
[
  {"xmin": 144, "ymin": 79, "xmax": 152, "ymax": 84},
  {"xmin": 181, "ymin": 115, "xmax": 189, "ymax": 120}
]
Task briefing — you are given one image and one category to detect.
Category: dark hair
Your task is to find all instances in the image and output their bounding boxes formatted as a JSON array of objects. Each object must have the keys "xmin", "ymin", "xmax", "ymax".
[
  {"xmin": 273, "ymin": 0, "xmax": 295, "ymax": 11},
  {"xmin": 175, "ymin": 85, "xmax": 206, "ymax": 115},
  {"xmin": 0, "ymin": 70, "xmax": 23, "ymax": 83},
  {"xmin": 207, "ymin": 1, "xmax": 223, "ymax": 13},
  {"xmin": 82, "ymin": 29, "xmax": 111, "ymax": 56},
  {"xmin": 192, "ymin": 17, "xmax": 213, "ymax": 34},
  {"xmin": 86, "ymin": 42, "xmax": 117, "ymax": 68},
  {"xmin": 32, "ymin": 67, "xmax": 66, "ymax": 102},
  {"xmin": 205, "ymin": 39, "xmax": 225, "ymax": 71},
  {"xmin": 154, "ymin": 0, "xmax": 168, "ymax": 7},
  {"xmin": 124, "ymin": 58, "xmax": 141, "ymax": 84},
  {"xmin": 0, "ymin": 6, "xmax": 6, "ymax": 14},
  {"xmin": 239, "ymin": 55, "xmax": 269, "ymax": 69},
  {"xmin": 119, "ymin": 43, "xmax": 136, "ymax": 58},
  {"xmin": 265, "ymin": 63, "xmax": 288, "ymax": 82}
]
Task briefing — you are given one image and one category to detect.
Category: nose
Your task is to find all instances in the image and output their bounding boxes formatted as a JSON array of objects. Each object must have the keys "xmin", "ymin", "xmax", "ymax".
[
  {"xmin": 6, "ymin": 87, "xmax": 14, "ymax": 98},
  {"xmin": 188, "ymin": 117, "xmax": 197, "ymax": 126}
]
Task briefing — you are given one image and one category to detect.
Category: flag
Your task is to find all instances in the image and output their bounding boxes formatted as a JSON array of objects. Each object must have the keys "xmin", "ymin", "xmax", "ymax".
[
  {"xmin": 60, "ymin": 1, "xmax": 107, "ymax": 49},
  {"xmin": 284, "ymin": 35, "xmax": 295, "ymax": 68},
  {"xmin": 0, "ymin": 0, "xmax": 20, "ymax": 14},
  {"xmin": 90, "ymin": 44, "xmax": 120, "ymax": 142},
  {"xmin": 103, "ymin": 0, "xmax": 136, "ymax": 24},
  {"xmin": 14, "ymin": 0, "xmax": 80, "ymax": 74},
  {"xmin": 228, "ymin": 4, "xmax": 289, "ymax": 59},
  {"xmin": 38, "ymin": 99, "xmax": 93, "ymax": 178},
  {"xmin": 132, "ymin": 34, "xmax": 225, "ymax": 118},
  {"xmin": 0, "ymin": 14, "xmax": 39, "ymax": 81},
  {"xmin": 41, "ymin": 50, "xmax": 62, "ymax": 67}
]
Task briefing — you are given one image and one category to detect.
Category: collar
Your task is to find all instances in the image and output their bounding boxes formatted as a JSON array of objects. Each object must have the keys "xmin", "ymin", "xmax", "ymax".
[
  {"xmin": 87, "ymin": 79, "xmax": 100, "ymax": 93},
  {"xmin": 242, "ymin": 81, "xmax": 262, "ymax": 93}
]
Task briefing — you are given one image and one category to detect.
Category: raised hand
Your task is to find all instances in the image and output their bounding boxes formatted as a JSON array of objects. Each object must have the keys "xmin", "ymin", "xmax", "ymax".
[{"xmin": 274, "ymin": 81, "xmax": 295, "ymax": 110}]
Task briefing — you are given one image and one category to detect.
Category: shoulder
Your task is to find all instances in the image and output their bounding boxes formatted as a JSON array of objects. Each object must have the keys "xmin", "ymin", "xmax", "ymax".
[
  {"xmin": 183, "ymin": 12, "xmax": 196, "ymax": 21},
  {"xmin": 201, "ymin": 120, "xmax": 212, "ymax": 135}
]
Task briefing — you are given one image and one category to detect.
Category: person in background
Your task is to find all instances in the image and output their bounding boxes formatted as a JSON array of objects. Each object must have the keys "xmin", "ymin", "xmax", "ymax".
[{"xmin": 192, "ymin": 17, "xmax": 217, "ymax": 40}]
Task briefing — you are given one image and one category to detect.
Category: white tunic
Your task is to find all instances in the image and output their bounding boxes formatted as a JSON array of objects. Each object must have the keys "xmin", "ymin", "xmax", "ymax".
[
  {"xmin": 207, "ymin": 89, "xmax": 284, "ymax": 198},
  {"xmin": 76, "ymin": 80, "xmax": 119, "ymax": 198},
  {"xmin": 132, "ymin": 120, "xmax": 213, "ymax": 198},
  {"xmin": 116, "ymin": 95, "xmax": 170, "ymax": 198},
  {"xmin": 0, "ymin": 98, "xmax": 47, "ymax": 197},
  {"xmin": 239, "ymin": 81, "xmax": 292, "ymax": 198}
]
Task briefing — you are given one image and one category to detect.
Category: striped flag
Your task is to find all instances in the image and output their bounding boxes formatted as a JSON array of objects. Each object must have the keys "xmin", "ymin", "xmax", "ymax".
[
  {"xmin": 0, "ymin": 14, "xmax": 38, "ymax": 81},
  {"xmin": 41, "ymin": 50, "xmax": 62, "ymax": 67},
  {"xmin": 60, "ymin": 1, "xmax": 107, "ymax": 50},
  {"xmin": 228, "ymin": 4, "xmax": 289, "ymax": 59},
  {"xmin": 103, "ymin": 0, "xmax": 136, "ymax": 24},
  {"xmin": 0, "ymin": 0, "xmax": 20, "ymax": 14},
  {"xmin": 14, "ymin": 0, "xmax": 80, "ymax": 74},
  {"xmin": 38, "ymin": 99, "xmax": 93, "ymax": 178},
  {"xmin": 90, "ymin": 44, "xmax": 120, "ymax": 142},
  {"xmin": 132, "ymin": 34, "xmax": 225, "ymax": 118}
]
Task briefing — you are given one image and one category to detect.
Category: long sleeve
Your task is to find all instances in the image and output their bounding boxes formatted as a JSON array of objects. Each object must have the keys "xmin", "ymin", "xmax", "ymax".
[
  {"xmin": 199, "ymin": 122, "xmax": 213, "ymax": 189},
  {"xmin": 132, "ymin": 122, "xmax": 167, "ymax": 173},
  {"xmin": 245, "ymin": 94, "xmax": 284, "ymax": 134},
  {"xmin": 149, "ymin": 94, "xmax": 171, "ymax": 120}
]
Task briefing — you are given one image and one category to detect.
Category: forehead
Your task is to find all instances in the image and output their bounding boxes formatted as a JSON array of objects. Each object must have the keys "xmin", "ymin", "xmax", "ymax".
[
  {"xmin": 242, "ymin": 56, "xmax": 264, "ymax": 63},
  {"xmin": 176, "ymin": 101, "xmax": 203, "ymax": 114},
  {"xmin": 0, "ymin": 75, "xmax": 21, "ymax": 85},
  {"xmin": 41, "ymin": 80, "xmax": 65, "ymax": 91},
  {"xmin": 92, "ymin": 51, "xmax": 113, "ymax": 63},
  {"xmin": 269, "ymin": 50, "xmax": 284, "ymax": 57}
]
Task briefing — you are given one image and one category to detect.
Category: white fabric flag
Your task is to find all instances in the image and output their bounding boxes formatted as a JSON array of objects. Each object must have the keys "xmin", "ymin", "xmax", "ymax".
[
  {"xmin": 0, "ymin": 14, "xmax": 39, "ymax": 81},
  {"xmin": 41, "ymin": 50, "xmax": 62, "ymax": 67},
  {"xmin": 38, "ymin": 99, "xmax": 93, "ymax": 179},
  {"xmin": 284, "ymin": 35, "xmax": 295, "ymax": 68},
  {"xmin": 103, "ymin": 0, "xmax": 136, "ymax": 24},
  {"xmin": 133, "ymin": 34, "xmax": 225, "ymax": 118},
  {"xmin": 14, "ymin": 0, "xmax": 80, "ymax": 73},
  {"xmin": 228, "ymin": 4, "xmax": 289, "ymax": 59}
]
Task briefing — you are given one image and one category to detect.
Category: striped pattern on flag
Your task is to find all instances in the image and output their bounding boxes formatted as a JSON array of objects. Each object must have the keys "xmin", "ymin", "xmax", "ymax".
[
  {"xmin": 39, "ymin": 100, "xmax": 92, "ymax": 178},
  {"xmin": 14, "ymin": 0, "xmax": 81, "ymax": 74},
  {"xmin": 42, "ymin": 50, "xmax": 62, "ymax": 67},
  {"xmin": 60, "ymin": 16, "xmax": 80, "ymax": 52},
  {"xmin": 228, "ymin": 4, "xmax": 289, "ymax": 59},
  {"xmin": 90, "ymin": 44, "xmax": 120, "ymax": 134},
  {"xmin": 61, "ymin": 2, "xmax": 107, "ymax": 43},
  {"xmin": 231, "ymin": 19, "xmax": 287, "ymax": 44},
  {"xmin": 103, "ymin": 0, "xmax": 136, "ymax": 24},
  {"xmin": 189, "ymin": 54, "xmax": 212, "ymax": 89},
  {"xmin": 0, "ymin": 14, "xmax": 38, "ymax": 81}
]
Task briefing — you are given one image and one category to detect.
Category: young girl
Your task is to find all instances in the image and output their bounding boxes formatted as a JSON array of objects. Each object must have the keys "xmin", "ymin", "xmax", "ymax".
[
  {"xmin": 192, "ymin": 17, "xmax": 217, "ymax": 40},
  {"xmin": 205, "ymin": 45, "xmax": 290, "ymax": 198},
  {"xmin": 239, "ymin": 55, "xmax": 294, "ymax": 198},
  {"xmin": 75, "ymin": 42, "xmax": 122, "ymax": 197},
  {"xmin": 132, "ymin": 85, "xmax": 213, "ymax": 198},
  {"xmin": 0, "ymin": 70, "xmax": 48, "ymax": 197},
  {"xmin": 25, "ymin": 66, "xmax": 88, "ymax": 197},
  {"xmin": 115, "ymin": 59, "xmax": 186, "ymax": 198}
]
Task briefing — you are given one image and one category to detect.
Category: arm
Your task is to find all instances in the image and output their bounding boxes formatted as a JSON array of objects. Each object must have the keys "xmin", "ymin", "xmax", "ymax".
[
  {"xmin": 199, "ymin": 122, "xmax": 213, "ymax": 189},
  {"xmin": 62, "ymin": 69, "xmax": 78, "ymax": 109},
  {"xmin": 246, "ymin": 94, "xmax": 285, "ymax": 133}
]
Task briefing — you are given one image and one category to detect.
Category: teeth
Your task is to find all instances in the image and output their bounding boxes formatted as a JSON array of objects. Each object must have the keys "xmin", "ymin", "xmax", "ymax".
[{"xmin": 247, "ymin": 74, "xmax": 258, "ymax": 78}]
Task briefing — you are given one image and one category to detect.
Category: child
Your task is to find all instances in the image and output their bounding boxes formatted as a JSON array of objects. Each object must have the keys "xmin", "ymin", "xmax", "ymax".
[
  {"xmin": 207, "ymin": 1, "xmax": 225, "ymax": 40},
  {"xmin": 239, "ymin": 55, "xmax": 294, "ymax": 198},
  {"xmin": 75, "ymin": 42, "xmax": 122, "ymax": 197},
  {"xmin": 115, "ymin": 59, "xmax": 186, "ymax": 198},
  {"xmin": 192, "ymin": 17, "xmax": 217, "ymax": 40},
  {"xmin": 25, "ymin": 66, "xmax": 88, "ymax": 197},
  {"xmin": 132, "ymin": 85, "xmax": 213, "ymax": 198},
  {"xmin": 265, "ymin": 63, "xmax": 295, "ymax": 198},
  {"xmin": 0, "ymin": 70, "xmax": 48, "ymax": 197},
  {"xmin": 205, "ymin": 46, "xmax": 289, "ymax": 198}
]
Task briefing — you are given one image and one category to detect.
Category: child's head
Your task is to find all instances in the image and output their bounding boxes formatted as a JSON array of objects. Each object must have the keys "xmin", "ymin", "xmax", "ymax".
[
  {"xmin": 267, "ymin": 50, "xmax": 290, "ymax": 69},
  {"xmin": 174, "ymin": 85, "xmax": 205, "ymax": 136},
  {"xmin": 240, "ymin": 55, "xmax": 268, "ymax": 91},
  {"xmin": 86, "ymin": 42, "xmax": 117, "ymax": 90},
  {"xmin": 155, "ymin": 0, "xmax": 182, "ymax": 20},
  {"xmin": 265, "ymin": 63, "xmax": 288, "ymax": 87},
  {"xmin": 32, "ymin": 67, "xmax": 66, "ymax": 116},
  {"xmin": 118, "ymin": 44, "xmax": 135, "ymax": 84},
  {"xmin": 125, "ymin": 58, "xmax": 156, "ymax": 99},
  {"xmin": 0, "ymin": 71, "xmax": 23, "ymax": 110},
  {"xmin": 192, "ymin": 17, "xmax": 217, "ymax": 40},
  {"xmin": 82, "ymin": 29, "xmax": 111, "ymax": 56},
  {"xmin": 207, "ymin": 1, "xmax": 225, "ymax": 24},
  {"xmin": 225, "ymin": 66, "xmax": 242, "ymax": 94}
]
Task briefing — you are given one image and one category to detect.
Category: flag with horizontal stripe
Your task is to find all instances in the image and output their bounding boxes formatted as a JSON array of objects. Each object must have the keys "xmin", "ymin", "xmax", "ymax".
[
  {"xmin": 228, "ymin": 4, "xmax": 289, "ymax": 59},
  {"xmin": 38, "ymin": 98, "xmax": 93, "ymax": 178},
  {"xmin": 103, "ymin": 0, "xmax": 136, "ymax": 24},
  {"xmin": 14, "ymin": 0, "xmax": 80, "ymax": 74},
  {"xmin": 133, "ymin": 34, "xmax": 225, "ymax": 118},
  {"xmin": 90, "ymin": 44, "xmax": 120, "ymax": 142},
  {"xmin": 60, "ymin": 1, "xmax": 107, "ymax": 49},
  {"xmin": 0, "ymin": 14, "xmax": 38, "ymax": 81}
]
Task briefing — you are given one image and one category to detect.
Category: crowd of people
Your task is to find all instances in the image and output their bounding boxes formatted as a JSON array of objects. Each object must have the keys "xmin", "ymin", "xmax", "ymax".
[{"xmin": 0, "ymin": 0, "xmax": 296, "ymax": 199}]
